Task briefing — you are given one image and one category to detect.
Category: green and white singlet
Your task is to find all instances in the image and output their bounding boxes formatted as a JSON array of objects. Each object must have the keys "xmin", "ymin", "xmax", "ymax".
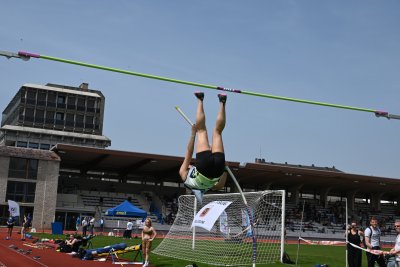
[{"xmin": 184, "ymin": 166, "xmax": 220, "ymax": 190}]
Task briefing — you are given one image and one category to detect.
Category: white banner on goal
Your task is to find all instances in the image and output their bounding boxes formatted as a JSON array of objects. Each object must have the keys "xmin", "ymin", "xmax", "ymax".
[{"xmin": 191, "ymin": 201, "xmax": 232, "ymax": 231}]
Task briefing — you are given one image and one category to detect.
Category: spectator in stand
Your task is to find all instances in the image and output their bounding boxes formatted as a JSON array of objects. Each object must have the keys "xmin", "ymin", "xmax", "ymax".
[
  {"xmin": 167, "ymin": 212, "xmax": 173, "ymax": 225},
  {"xmin": 389, "ymin": 219, "xmax": 400, "ymax": 267},
  {"xmin": 161, "ymin": 205, "xmax": 167, "ymax": 225},
  {"xmin": 6, "ymin": 214, "xmax": 15, "ymax": 240},
  {"xmin": 82, "ymin": 217, "xmax": 88, "ymax": 236},
  {"xmin": 381, "ymin": 224, "xmax": 387, "ymax": 236},
  {"xmin": 364, "ymin": 216, "xmax": 386, "ymax": 267},
  {"xmin": 347, "ymin": 221, "xmax": 363, "ymax": 267}
]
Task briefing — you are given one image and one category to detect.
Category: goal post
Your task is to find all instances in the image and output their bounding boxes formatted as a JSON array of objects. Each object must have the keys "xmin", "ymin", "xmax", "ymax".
[{"xmin": 153, "ymin": 190, "xmax": 285, "ymax": 266}]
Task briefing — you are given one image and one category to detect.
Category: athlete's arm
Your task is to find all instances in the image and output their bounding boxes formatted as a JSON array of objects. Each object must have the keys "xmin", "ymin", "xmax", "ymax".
[
  {"xmin": 179, "ymin": 125, "xmax": 197, "ymax": 181},
  {"xmin": 364, "ymin": 229, "xmax": 372, "ymax": 249},
  {"xmin": 150, "ymin": 227, "xmax": 157, "ymax": 241}
]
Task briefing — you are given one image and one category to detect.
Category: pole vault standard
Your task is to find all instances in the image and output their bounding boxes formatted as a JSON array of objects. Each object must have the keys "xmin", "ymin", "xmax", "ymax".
[{"xmin": 0, "ymin": 50, "xmax": 399, "ymax": 120}]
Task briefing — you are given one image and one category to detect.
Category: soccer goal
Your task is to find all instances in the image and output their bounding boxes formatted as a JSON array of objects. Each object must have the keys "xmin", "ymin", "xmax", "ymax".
[{"xmin": 153, "ymin": 190, "xmax": 285, "ymax": 266}]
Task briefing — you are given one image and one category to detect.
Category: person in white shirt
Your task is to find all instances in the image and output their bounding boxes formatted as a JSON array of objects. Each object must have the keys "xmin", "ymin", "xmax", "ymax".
[
  {"xmin": 99, "ymin": 217, "xmax": 104, "ymax": 234},
  {"xmin": 124, "ymin": 219, "xmax": 133, "ymax": 239},
  {"xmin": 81, "ymin": 217, "xmax": 88, "ymax": 236},
  {"xmin": 389, "ymin": 219, "xmax": 400, "ymax": 267},
  {"xmin": 364, "ymin": 217, "xmax": 386, "ymax": 267},
  {"xmin": 89, "ymin": 217, "xmax": 95, "ymax": 235}
]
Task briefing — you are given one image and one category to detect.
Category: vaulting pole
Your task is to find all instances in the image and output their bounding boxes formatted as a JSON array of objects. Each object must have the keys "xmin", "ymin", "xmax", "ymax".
[{"xmin": 1, "ymin": 50, "xmax": 399, "ymax": 120}]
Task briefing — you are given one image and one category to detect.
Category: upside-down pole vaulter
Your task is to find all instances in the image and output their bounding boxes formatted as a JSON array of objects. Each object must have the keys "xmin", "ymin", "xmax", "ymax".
[
  {"xmin": 175, "ymin": 105, "xmax": 258, "ymax": 267},
  {"xmin": 1, "ymin": 50, "xmax": 399, "ymax": 120}
]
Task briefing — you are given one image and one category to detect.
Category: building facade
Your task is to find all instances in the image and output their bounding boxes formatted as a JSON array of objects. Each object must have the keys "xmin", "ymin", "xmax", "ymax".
[
  {"xmin": 0, "ymin": 82, "xmax": 111, "ymax": 149},
  {"xmin": 0, "ymin": 82, "xmax": 110, "ymax": 228}
]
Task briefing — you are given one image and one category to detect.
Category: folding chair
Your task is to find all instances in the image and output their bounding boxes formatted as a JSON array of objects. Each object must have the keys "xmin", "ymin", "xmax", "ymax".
[{"xmin": 81, "ymin": 235, "xmax": 94, "ymax": 249}]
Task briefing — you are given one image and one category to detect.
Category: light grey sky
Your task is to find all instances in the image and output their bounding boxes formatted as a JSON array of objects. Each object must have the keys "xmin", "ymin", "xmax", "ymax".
[{"xmin": 1, "ymin": 1, "xmax": 399, "ymax": 179}]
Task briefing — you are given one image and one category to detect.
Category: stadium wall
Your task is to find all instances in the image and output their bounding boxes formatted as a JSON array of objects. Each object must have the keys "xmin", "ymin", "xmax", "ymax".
[
  {"xmin": 0, "ymin": 156, "xmax": 10, "ymax": 205},
  {"xmin": 0, "ymin": 146, "xmax": 60, "ymax": 229},
  {"xmin": 32, "ymin": 159, "xmax": 60, "ymax": 230}
]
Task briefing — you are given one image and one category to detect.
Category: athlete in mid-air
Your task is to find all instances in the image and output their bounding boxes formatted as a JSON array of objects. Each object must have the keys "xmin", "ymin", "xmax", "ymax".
[{"xmin": 179, "ymin": 92, "xmax": 228, "ymax": 203}]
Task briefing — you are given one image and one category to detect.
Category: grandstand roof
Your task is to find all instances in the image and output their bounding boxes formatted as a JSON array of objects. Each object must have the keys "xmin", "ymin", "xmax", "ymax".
[{"xmin": 52, "ymin": 144, "xmax": 400, "ymax": 200}]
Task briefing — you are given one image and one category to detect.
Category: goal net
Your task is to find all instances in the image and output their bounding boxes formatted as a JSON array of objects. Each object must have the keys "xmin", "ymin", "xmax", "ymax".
[{"xmin": 153, "ymin": 190, "xmax": 285, "ymax": 266}]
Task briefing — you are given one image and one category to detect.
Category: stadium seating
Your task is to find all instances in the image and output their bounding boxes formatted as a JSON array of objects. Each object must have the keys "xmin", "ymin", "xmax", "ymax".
[{"xmin": 55, "ymin": 187, "xmax": 399, "ymax": 242}]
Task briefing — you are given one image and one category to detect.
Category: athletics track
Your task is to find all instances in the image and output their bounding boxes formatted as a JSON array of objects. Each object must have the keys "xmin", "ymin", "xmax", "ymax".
[
  {"xmin": 0, "ymin": 227, "xmax": 393, "ymax": 266},
  {"xmin": 0, "ymin": 228, "xmax": 150, "ymax": 267}
]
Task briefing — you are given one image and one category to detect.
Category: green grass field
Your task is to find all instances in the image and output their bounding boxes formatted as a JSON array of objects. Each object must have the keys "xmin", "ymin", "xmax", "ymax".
[{"xmin": 31, "ymin": 233, "xmax": 375, "ymax": 266}]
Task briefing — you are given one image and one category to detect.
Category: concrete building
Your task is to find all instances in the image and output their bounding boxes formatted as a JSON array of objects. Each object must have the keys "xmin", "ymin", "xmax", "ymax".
[
  {"xmin": 0, "ymin": 82, "xmax": 110, "ymax": 228},
  {"xmin": 0, "ymin": 82, "xmax": 111, "ymax": 149}
]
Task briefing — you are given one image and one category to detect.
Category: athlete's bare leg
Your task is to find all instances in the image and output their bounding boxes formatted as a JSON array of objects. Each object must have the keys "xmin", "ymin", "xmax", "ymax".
[
  {"xmin": 211, "ymin": 94, "xmax": 226, "ymax": 153},
  {"xmin": 194, "ymin": 92, "xmax": 211, "ymax": 153}
]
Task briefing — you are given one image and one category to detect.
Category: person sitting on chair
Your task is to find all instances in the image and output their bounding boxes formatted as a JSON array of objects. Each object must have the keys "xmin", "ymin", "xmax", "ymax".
[
  {"xmin": 179, "ymin": 92, "xmax": 228, "ymax": 203},
  {"xmin": 65, "ymin": 234, "xmax": 79, "ymax": 247},
  {"xmin": 59, "ymin": 234, "xmax": 80, "ymax": 253},
  {"xmin": 81, "ymin": 234, "xmax": 93, "ymax": 249}
]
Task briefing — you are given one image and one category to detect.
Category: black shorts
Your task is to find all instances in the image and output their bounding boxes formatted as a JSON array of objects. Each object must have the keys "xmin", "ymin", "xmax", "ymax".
[{"xmin": 196, "ymin": 150, "xmax": 225, "ymax": 178}]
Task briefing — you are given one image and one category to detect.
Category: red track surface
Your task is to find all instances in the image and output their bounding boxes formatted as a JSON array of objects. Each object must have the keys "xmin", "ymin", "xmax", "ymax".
[{"xmin": 0, "ymin": 229, "xmax": 148, "ymax": 267}]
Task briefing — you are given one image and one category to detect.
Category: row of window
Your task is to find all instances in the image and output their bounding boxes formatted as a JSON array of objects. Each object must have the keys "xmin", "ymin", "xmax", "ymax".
[
  {"xmin": 24, "ymin": 89, "xmax": 100, "ymax": 109},
  {"xmin": 6, "ymin": 181, "xmax": 36, "ymax": 203},
  {"xmin": 8, "ymin": 157, "xmax": 38, "ymax": 180},
  {"xmin": 6, "ymin": 157, "xmax": 38, "ymax": 203},
  {"xmin": 16, "ymin": 141, "xmax": 51, "ymax": 150},
  {"xmin": 25, "ymin": 101, "xmax": 100, "ymax": 113},
  {"xmin": 20, "ymin": 109, "xmax": 100, "ymax": 129}
]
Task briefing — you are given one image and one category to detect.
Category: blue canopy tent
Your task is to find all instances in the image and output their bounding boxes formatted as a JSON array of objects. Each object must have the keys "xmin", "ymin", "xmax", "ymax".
[{"xmin": 105, "ymin": 200, "xmax": 147, "ymax": 219}]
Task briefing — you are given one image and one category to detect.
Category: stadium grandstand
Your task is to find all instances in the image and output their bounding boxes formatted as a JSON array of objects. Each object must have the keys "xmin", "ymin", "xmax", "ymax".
[{"xmin": 1, "ymin": 82, "xmax": 399, "ymax": 243}]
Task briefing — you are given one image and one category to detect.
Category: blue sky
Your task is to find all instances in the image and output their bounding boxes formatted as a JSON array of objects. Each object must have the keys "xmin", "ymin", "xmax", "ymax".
[{"xmin": 1, "ymin": 1, "xmax": 399, "ymax": 179}]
